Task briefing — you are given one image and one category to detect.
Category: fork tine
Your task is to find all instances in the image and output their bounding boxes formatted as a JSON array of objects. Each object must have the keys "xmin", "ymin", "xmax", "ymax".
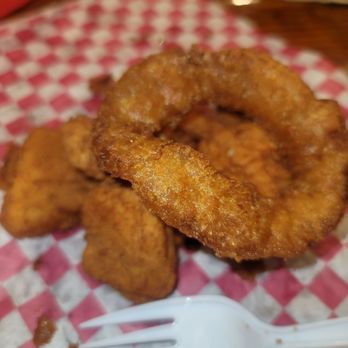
[
  {"xmin": 80, "ymin": 297, "xmax": 180, "ymax": 329},
  {"xmin": 80, "ymin": 323, "xmax": 176, "ymax": 348}
]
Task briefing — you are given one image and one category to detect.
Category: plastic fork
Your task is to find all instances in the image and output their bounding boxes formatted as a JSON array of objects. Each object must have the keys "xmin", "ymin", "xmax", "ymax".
[{"xmin": 80, "ymin": 295, "xmax": 348, "ymax": 348}]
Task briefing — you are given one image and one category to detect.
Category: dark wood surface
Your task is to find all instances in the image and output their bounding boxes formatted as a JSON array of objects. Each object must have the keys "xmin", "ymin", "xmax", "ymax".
[
  {"xmin": 231, "ymin": 0, "xmax": 348, "ymax": 71},
  {"xmin": 6, "ymin": 0, "xmax": 348, "ymax": 70}
]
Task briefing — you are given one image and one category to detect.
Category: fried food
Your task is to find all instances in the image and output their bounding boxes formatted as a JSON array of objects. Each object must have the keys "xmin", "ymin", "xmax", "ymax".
[
  {"xmin": 33, "ymin": 315, "xmax": 56, "ymax": 347},
  {"xmin": 94, "ymin": 48, "xmax": 348, "ymax": 261},
  {"xmin": 63, "ymin": 116, "xmax": 178, "ymax": 301},
  {"xmin": 1, "ymin": 127, "xmax": 95, "ymax": 238},
  {"xmin": 180, "ymin": 110, "xmax": 291, "ymax": 198},
  {"xmin": 61, "ymin": 115, "xmax": 105, "ymax": 180},
  {"xmin": 82, "ymin": 181, "xmax": 177, "ymax": 302},
  {"xmin": 0, "ymin": 143, "xmax": 21, "ymax": 190}
]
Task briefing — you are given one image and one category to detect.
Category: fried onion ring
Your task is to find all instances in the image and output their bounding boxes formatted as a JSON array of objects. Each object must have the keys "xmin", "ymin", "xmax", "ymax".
[{"xmin": 94, "ymin": 48, "xmax": 348, "ymax": 260}]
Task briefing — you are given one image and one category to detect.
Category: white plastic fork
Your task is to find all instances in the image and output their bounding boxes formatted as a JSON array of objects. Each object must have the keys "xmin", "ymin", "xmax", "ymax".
[{"xmin": 80, "ymin": 295, "xmax": 348, "ymax": 348}]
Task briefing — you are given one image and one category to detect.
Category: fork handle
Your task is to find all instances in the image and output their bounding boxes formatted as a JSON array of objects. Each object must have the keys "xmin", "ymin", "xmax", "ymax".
[{"xmin": 269, "ymin": 316, "xmax": 348, "ymax": 348}]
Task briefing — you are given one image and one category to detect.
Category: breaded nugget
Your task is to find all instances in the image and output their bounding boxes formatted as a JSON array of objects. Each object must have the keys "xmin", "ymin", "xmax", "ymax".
[
  {"xmin": 61, "ymin": 116, "xmax": 105, "ymax": 180},
  {"xmin": 82, "ymin": 181, "xmax": 177, "ymax": 302},
  {"xmin": 1, "ymin": 127, "xmax": 95, "ymax": 238},
  {"xmin": 0, "ymin": 143, "xmax": 21, "ymax": 190},
  {"xmin": 180, "ymin": 111, "xmax": 290, "ymax": 198}
]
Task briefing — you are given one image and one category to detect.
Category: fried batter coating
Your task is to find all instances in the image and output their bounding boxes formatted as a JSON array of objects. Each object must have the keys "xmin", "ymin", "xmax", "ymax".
[
  {"xmin": 62, "ymin": 116, "xmax": 105, "ymax": 180},
  {"xmin": 1, "ymin": 127, "xmax": 95, "ymax": 238},
  {"xmin": 82, "ymin": 182, "xmax": 177, "ymax": 302},
  {"xmin": 180, "ymin": 111, "xmax": 290, "ymax": 198},
  {"xmin": 0, "ymin": 143, "xmax": 21, "ymax": 190},
  {"xmin": 94, "ymin": 48, "xmax": 348, "ymax": 260}
]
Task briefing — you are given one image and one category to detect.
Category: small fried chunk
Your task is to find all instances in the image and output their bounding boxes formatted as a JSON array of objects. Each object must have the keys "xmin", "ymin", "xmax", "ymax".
[
  {"xmin": 1, "ymin": 127, "xmax": 94, "ymax": 237},
  {"xmin": 33, "ymin": 315, "xmax": 56, "ymax": 347},
  {"xmin": 82, "ymin": 182, "xmax": 177, "ymax": 302}
]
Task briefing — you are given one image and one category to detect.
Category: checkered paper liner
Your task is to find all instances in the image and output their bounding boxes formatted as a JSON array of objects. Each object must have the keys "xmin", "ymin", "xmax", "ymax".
[{"xmin": 1, "ymin": 0, "xmax": 348, "ymax": 347}]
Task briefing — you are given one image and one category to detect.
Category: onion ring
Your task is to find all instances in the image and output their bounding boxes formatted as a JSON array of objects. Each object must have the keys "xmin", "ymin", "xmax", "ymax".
[{"xmin": 93, "ymin": 48, "xmax": 348, "ymax": 260}]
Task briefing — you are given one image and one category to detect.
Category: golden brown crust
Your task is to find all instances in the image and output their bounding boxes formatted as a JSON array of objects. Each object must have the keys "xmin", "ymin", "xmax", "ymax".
[
  {"xmin": 61, "ymin": 116, "xmax": 105, "ymax": 180},
  {"xmin": 94, "ymin": 48, "xmax": 348, "ymax": 260},
  {"xmin": 1, "ymin": 127, "xmax": 95, "ymax": 238},
  {"xmin": 0, "ymin": 143, "xmax": 21, "ymax": 190},
  {"xmin": 82, "ymin": 182, "xmax": 177, "ymax": 302}
]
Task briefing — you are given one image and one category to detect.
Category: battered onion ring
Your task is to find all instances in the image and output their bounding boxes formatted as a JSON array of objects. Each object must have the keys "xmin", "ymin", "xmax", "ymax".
[{"xmin": 94, "ymin": 48, "xmax": 348, "ymax": 260}]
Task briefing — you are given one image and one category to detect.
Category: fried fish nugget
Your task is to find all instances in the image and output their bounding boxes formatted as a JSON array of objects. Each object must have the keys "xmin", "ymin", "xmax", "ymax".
[
  {"xmin": 1, "ymin": 127, "xmax": 95, "ymax": 238},
  {"xmin": 82, "ymin": 182, "xmax": 177, "ymax": 303},
  {"xmin": 0, "ymin": 143, "xmax": 21, "ymax": 190},
  {"xmin": 61, "ymin": 116, "xmax": 105, "ymax": 180}
]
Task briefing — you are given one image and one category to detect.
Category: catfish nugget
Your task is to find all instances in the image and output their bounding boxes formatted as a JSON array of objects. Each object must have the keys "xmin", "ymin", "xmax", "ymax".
[
  {"xmin": 1, "ymin": 127, "xmax": 95, "ymax": 238},
  {"xmin": 82, "ymin": 181, "xmax": 177, "ymax": 302}
]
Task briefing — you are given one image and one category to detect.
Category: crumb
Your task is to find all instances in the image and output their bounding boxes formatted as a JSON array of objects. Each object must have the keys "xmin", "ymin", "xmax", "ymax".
[
  {"xmin": 33, "ymin": 257, "xmax": 42, "ymax": 271},
  {"xmin": 88, "ymin": 74, "xmax": 113, "ymax": 97},
  {"xmin": 69, "ymin": 344, "xmax": 79, "ymax": 348},
  {"xmin": 276, "ymin": 338, "xmax": 283, "ymax": 344},
  {"xmin": 33, "ymin": 315, "xmax": 56, "ymax": 347}
]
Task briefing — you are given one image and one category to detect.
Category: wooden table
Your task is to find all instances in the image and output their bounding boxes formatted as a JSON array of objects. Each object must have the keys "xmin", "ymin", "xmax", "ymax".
[
  {"xmin": 231, "ymin": 0, "xmax": 348, "ymax": 71},
  {"xmin": 7, "ymin": 0, "xmax": 348, "ymax": 70}
]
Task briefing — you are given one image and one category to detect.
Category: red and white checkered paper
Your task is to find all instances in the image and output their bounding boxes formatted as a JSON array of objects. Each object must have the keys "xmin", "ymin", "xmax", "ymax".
[{"xmin": 1, "ymin": 0, "xmax": 348, "ymax": 347}]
